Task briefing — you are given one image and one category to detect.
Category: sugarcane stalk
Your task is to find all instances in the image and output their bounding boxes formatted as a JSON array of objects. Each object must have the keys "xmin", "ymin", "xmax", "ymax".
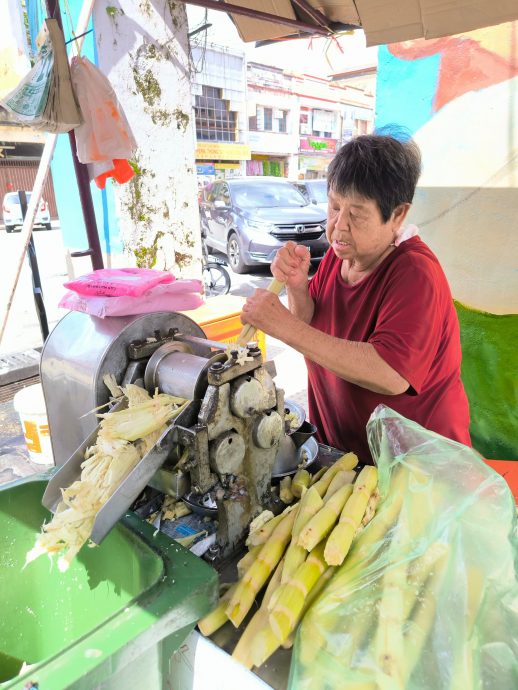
[
  {"xmin": 292, "ymin": 468, "xmax": 311, "ymax": 498},
  {"xmin": 232, "ymin": 558, "xmax": 284, "ymax": 668},
  {"xmin": 269, "ymin": 542, "xmax": 327, "ymax": 643},
  {"xmin": 324, "ymin": 466, "xmax": 378, "ymax": 566},
  {"xmin": 237, "ymin": 544, "xmax": 262, "ymax": 578},
  {"xmin": 309, "ymin": 466, "xmax": 327, "ymax": 485},
  {"xmin": 280, "ymin": 475, "xmax": 294, "ymax": 504},
  {"xmin": 281, "ymin": 485, "xmax": 323, "ymax": 583},
  {"xmin": 298, "ymin": 483, "xmax": 353, "ymax": 552},
  {"xmin": 323, "ymin": 469, "xmax": 356, "ymax": 500},
  {"xmin": 198, "ymin": 581, "xmax": 239, "ymax": 637},
  {"xmin": 246, "ymin": 504, "xmax": 295, "ymax": 547},
  {"xmin": 226, "ymin": 507, "xmax": 297, "ymax": 627},
  {"xmin": 312, "ymin": 453, "xmax": 359, "ymax": 498}
]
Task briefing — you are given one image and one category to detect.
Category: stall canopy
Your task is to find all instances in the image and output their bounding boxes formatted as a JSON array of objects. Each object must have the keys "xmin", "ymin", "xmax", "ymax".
[{"xmin": 179, "ymin": 0, "xmax": 518, "ymax": 45}]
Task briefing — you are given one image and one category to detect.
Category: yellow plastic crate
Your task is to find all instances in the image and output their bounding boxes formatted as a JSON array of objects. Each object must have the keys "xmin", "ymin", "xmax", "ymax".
[{"xmin": 181, "ymin": 295, "xmax": 266, "ymax": 358}]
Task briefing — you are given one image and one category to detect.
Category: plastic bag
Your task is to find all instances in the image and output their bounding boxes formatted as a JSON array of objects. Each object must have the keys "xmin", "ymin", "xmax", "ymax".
[
  {"xmin": 70, "ymin": 56, "xmax": 136, "ymax": 187},
  {"xmin": 59, "ymin": 278, "xmax": 204, "ymax": 317},
  {"xmin": 289, "ymin": 405, "xmax": 518, "ymax": 690},
  {"xmin": 64, "ymin": 267, "xmax": 174, "ymax": 297}
]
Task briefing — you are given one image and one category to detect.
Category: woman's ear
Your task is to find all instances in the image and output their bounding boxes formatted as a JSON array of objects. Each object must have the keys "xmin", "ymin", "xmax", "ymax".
[{"xmin": 392, "ymin": 203, "xmax": 411, "ymax": 231}]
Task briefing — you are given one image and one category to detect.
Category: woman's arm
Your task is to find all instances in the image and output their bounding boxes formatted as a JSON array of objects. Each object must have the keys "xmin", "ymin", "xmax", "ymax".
[{"xmin": 241, "ymin": 291, "xmax": 409, "ymax": 395}]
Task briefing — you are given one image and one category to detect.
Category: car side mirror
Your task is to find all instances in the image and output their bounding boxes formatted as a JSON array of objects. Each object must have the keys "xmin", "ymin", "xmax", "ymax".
[{"xmin": 214, "ymin": 199, "xmax": 228, "ymax": 209}]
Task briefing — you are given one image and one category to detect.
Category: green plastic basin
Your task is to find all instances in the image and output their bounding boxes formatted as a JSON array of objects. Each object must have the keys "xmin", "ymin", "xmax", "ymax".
[{"xmin": 0, "ymin": 475, "xmax": 218, "ymax": 690}]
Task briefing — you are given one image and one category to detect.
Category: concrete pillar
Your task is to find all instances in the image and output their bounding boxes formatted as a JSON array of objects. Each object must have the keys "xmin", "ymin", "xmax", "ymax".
[{"xmin": 93, "ymin": 0, "xmax": 201, "ymax": 277}]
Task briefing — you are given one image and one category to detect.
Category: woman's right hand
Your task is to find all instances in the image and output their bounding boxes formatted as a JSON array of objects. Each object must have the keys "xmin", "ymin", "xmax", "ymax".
[{"xmin": 272, "ymin": 241, "xmax": 311, "ymax": 290}]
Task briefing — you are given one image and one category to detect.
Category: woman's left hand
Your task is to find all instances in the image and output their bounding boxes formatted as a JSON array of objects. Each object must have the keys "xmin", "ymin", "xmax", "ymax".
[{"xmin": 241, "ymin": 289, "xmax": 292, "ymax": 338}]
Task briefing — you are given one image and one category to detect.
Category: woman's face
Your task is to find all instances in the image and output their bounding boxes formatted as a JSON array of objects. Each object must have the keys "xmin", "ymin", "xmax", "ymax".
[{"xmin": 326, "ymin": 188, "xmax": 409, "ymax": 264}]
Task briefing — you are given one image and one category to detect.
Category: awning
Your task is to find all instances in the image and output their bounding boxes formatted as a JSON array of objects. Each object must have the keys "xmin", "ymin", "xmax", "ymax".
[{"xmin": 179, "ymin": 0, "xmax": 518, "ymax": 46}]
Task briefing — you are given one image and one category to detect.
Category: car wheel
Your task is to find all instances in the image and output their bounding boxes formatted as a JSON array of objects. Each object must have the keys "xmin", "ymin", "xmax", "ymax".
[
  {"xmin": 227, "ymin": 232, "xmax": 248, "ymax": 274},
  {"xmin": 45, "ymin": 223, "xmax": 52, "ymax": 231},
  {"xmin": 5, "ymin": 225, "xmax": 14, "ymax": 233}
]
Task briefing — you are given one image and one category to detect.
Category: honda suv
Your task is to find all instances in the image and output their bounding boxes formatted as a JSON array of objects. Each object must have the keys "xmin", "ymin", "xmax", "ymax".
[{"xmin": 199, "ymin": 177, "xmax": 328, "ymax": 273}]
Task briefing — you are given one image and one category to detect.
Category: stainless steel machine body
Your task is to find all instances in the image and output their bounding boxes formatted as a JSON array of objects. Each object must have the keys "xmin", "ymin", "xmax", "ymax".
[{"xmin": 41, "ymin": 310, "xmax": 286, "ymax": 554}]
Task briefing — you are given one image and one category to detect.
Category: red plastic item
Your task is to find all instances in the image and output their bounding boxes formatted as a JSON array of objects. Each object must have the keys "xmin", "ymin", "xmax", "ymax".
[{"xmin": 484, "ymin": 459, "xmax": 518, "ymax": 503}]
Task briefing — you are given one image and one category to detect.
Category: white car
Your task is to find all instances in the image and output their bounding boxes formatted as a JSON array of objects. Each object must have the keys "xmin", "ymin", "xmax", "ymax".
[{"xmin": 2, "ymin": 192, "xmax": 52, "ymax": 232}]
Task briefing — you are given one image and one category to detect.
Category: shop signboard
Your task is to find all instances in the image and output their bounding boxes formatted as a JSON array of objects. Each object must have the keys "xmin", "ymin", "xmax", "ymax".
[
  {"xmin": 248, "ymin": 131, "xmax": 297, "ymax": 154},
  {"xmin": 195, "ymin": 142, "xmax": 251, "ymax": 161},
  {"xmin": 299, "ymin": 155, "xmax": 332, "ymax": 172},
  {"xmin": 196, "ymin": 163, "xmax": 215, "ymax": 175},
  {"xmin": 299, "ymin": 136, "xmax": 337, "ymax": 154}
]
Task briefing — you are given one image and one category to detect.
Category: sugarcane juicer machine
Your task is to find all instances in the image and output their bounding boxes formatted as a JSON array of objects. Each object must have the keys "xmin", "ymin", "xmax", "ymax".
[{"xmin": 40, "ymin": 310, "xmax": 287, "ymax": 556}]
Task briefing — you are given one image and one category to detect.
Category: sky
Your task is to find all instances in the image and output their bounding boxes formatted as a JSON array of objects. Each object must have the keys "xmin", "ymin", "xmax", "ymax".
[{"xmin": 187, "ymin": 6, "xmax": 377, "ymax": 79}]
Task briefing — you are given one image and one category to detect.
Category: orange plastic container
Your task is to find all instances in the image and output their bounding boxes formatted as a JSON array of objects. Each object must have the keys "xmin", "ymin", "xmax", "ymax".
[{"xmin": 181, "ymin": 295, "xmax": 266, "ymax": 357}]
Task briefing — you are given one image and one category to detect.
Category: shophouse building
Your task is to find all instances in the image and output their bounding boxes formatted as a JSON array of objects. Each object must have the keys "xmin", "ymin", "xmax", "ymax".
[
  {"xmin": 191, "ymin": 44, "xmax": 251, "ymax": 185},
  {"xmin": 246, "ymin": 63, "xmax": 299, "ymax": 178}
]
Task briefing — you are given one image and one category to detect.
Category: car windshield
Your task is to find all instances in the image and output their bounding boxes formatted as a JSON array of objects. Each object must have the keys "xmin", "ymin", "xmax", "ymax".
[
  {"xmin": 6, "ymin": 192, "xmax": 32, "ymax": 203},
  {"xmin": 230, "ymin": 182, "xmax": 307, "ymax": 209},
  {"xmin": 307, "ymin": 180, "xmax": 328, "ymax": 203}
]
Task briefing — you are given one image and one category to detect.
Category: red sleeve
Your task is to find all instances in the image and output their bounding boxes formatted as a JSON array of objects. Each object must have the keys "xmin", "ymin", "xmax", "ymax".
[
  {"xmin": 368, "ymin": 255, "xmax": 444, "ymax": 394},
  {"xmin": 308, "ymin": 248, "xmax": 336, "ymax": 303}
]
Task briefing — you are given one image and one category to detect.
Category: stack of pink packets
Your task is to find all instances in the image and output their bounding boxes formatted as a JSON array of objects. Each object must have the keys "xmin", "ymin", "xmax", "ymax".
[{"xmin": 59, "ymin": 267, "xmax": 204, "ymax": 318}]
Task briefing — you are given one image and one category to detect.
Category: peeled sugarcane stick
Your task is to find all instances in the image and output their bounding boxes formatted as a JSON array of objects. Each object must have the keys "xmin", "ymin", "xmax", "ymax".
[
  {"xmin": 198, "ymin": 581, "xmax": 239, "ymax": 637},
  {"xmin": 250, "ymin": 568, "xmax": 336, "ymax": 668},
  {"xmin": 309, "ymin": 467, "xmax": 327, "ymax": 485},
  {"xmin": 312, "ymin": 453, "xmax": 359, "ymax": 497},
  {"xmin": 299, "ymin": 489, "xmax": 406, "ymax": 667},
  {"xmin": 324, "ymin": 466, "xmax": 378, "ymax": 566},
  {"xmin": 237, "ymin": 277, "xmax": 284, "ymax": 347},
  {"xmin": 398, "ymin": 546, "xmax": 450, "ymax": 686},
  {"xmin": 232, "ymin": 558, "xmax": 285, "ymax": 668},
  {"xmin": 361, "ymin": 489, "xmax": 380, "ymax": 527},
  {"xmin": 298, "ymin": 483, "xmax": 353, "ymax": 552},
  {"xmin": 323, "ymin": 469, "xmax": 356, "ymax": 500},
  {"xmin": 279, "ymin": 475, "xmax": 294, "ymax": 504},
  {"xmin": 281, "ymin": 485, "xmax": 324, "ymax": 584},
  {"xmin": 269, "ymin": 542, "xmax": 328, "ymax": 644},
  {"xmin": 246, "ymin": 504, "xmax": 295, "ymax": 547},
  {"xmin": 281, "ymin": 564, "xmax": 336, "ymax": 649},
  {"xmin": 237, "ymin": 544, "xmax": 262, "ymax": 578},
  {"xmin": 291, "ymin": 468, "xmax": 311, "ymax": 498},
  {"xmin": 226, "ymin": 507, "xmax": 297, "ymax": 627}
]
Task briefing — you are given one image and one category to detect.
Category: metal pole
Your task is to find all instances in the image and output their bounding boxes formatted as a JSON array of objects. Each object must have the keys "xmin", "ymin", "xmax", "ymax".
[
  {"xmin": 46, "ymin": 0, "xmax": 104, "ymax": 270},
  {"xmin": 18, "ymin": 191, "xmax": 50, "ymax": 342}
]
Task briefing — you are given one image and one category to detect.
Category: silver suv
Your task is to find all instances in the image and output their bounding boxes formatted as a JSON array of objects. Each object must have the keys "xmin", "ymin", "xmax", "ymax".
[{"xmin": 199, "ymin": 177, "xmax": 328, "ymax": 273}]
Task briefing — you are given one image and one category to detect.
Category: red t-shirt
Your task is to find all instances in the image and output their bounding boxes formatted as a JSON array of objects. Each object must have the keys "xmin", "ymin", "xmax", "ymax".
[{"xmin": 307, "ymin": 236, "xmax": 471, "ymax": 463}]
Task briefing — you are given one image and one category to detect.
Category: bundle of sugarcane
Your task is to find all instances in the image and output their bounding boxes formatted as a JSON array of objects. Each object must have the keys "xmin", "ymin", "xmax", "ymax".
[
  {"xmin": 25, "ymin": 384, "xmax": 189, "ymax": 572},
  {"xmin": 292, "ymin": 465, "xmax": 457, "ymax": 689},
  {"xmin": 197, "ymin": 453, "xmax": 382, "ymax": 670}
]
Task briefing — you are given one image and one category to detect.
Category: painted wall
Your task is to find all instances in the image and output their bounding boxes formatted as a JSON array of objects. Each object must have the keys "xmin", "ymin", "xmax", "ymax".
[{"xmin": 376, "ymin": 24, "xmax": 518, "ymax": 459}]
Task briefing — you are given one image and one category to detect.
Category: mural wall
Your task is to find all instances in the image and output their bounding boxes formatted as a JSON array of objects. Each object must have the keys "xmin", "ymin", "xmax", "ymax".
[{"xmin": 377, "ymin": 23, "xmax": 518, "ymax": 459}]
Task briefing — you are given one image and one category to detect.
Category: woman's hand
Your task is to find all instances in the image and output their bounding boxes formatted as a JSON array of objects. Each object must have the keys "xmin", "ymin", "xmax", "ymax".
[
  {"xmin": 271, "ymin": 241, "xmax": 311, "ymax": 291},
  {"xmin": 241, "ymin": 289, "xmax": 292, "ymax": 339}
]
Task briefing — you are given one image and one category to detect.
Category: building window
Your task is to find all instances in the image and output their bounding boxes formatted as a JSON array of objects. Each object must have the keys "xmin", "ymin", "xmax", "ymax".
[
  {"xmin": 263, "ymin": 108, "xmax": 273, "ymax": 131},
  {"xmin": 250, "ymin": 107, "xmax": 288, "ymax": 133},
  {"xmin": 312, "ymin": 109, "xmax": 336, "ymax": 138},
  {"xmin": 195, "ymin": 85, "xmax": 237, "ymax": 142},
  {"xmin": 355, "ymin": 119, "xmax": 369, "ymax": 136}
]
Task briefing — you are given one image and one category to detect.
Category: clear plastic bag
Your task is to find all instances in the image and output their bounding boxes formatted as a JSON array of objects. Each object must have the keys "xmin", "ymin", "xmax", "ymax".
[{"xmin": 289, "ymin": 405, "xmax": 518, "ymax": 690}]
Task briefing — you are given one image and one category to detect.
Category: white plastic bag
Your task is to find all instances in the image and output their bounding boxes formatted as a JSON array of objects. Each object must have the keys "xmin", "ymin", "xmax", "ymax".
[{"xmin": 70, "ymin": 56, "xmax": 136, "ymax": 164}]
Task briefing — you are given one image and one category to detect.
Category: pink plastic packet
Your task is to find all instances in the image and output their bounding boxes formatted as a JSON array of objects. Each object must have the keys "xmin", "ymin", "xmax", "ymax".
[
  {"xmin": 64, "ymin": 268, "xmax": 174, "ymax": 297},
  {"xmin": 59, "ymin": 279, "xmax": 204, "ymax": 318}
]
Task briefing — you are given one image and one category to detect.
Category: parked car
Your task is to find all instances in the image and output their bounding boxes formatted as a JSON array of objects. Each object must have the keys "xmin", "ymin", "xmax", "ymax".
[
  {"xmin": 2, "ymin": 192, "xmax": 51, "ymax": 232},
  {"xmin": 292, "ymin": 179, "xmax": 328, "ymax": 214},
  {"xmin": 199, "ymin": 177, "xmax": 328, "ymax": 273}
]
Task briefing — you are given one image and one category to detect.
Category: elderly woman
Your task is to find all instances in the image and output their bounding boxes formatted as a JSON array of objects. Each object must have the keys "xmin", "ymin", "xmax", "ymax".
[{"xmin": 241, "ymin": 134, "xmax": 471, "ymax": 462}]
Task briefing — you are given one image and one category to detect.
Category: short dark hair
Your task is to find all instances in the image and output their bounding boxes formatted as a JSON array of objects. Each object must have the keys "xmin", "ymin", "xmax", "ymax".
[{"xmin": 327, "ymin": 133, "xmax": 421, "ymax": 223}]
